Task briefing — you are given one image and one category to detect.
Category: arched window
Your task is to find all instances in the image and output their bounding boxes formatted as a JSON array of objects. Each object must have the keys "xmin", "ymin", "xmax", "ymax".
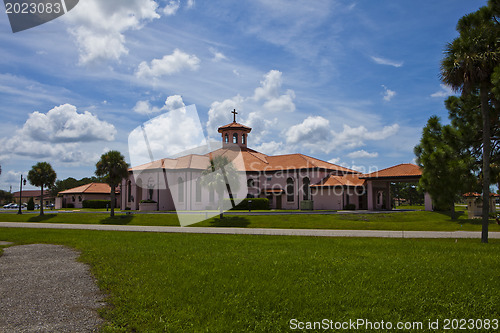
[
  {"xmin": 247, "ymin": 178, "xmax": 254, "ymax": 188},
  {"xmin": 224, "ymin": 134, "xmax": 229, "ymax": 143},
  {"xmin": 233, "ymin": 133, "xmax": 238, "ymax": 144},
  {"xmin": 287, "ymin": 177, "xmax": 294, "ymax": 202},
  {"xmin": 209, "ymin": 188, "xmax": 214, "ymax": 203},
  {"xmin": 178, "ymin": 177, "xmax": 184, "ymax": 202},
  {"xmin": 302, "ymin": 177, "xmax": 310, "ymax": 201},
  {"xmin": 242, "ymin": 134, "xmax": 246, "ymax": 145},
  {"xmin": 195, "ymin": 178, "xmax": 202, "ymax": 202}
]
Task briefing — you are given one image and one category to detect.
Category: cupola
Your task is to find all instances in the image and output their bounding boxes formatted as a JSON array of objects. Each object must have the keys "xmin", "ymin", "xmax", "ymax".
[{"xmin": 217, "ymin": 109, "xmax": 252, "ymax": 148}]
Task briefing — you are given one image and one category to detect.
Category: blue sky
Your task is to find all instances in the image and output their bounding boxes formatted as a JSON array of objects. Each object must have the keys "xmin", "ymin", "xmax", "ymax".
[{"xmin": 0, "ymin": 0, "xmax": 485, "ymax": 191}]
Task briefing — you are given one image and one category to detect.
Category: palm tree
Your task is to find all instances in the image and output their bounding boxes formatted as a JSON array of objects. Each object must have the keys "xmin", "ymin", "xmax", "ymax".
[
  {"xmin": 440, "ymin": 1, "xmax": 499, "ymax": 242},
  {"xmin": 27, "ymin": 162, "xmax": 57, "ymax": 216},
  {"xmin": 200, "ymin": 155, "xmax": 240, "ymax": 219},
  {"xmin": 95, "ymin": 150, "xmax": 129, "ymax": 217}
]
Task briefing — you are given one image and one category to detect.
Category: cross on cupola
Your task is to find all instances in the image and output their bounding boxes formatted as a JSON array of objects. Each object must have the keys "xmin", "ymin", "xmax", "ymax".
[
  {"xmin": 232, "ymin": 109, "xmax": 238, "ymax": 123},
  {"xmin": 217, "ymin": 109, "xmax": 252, "ymax": 148}
]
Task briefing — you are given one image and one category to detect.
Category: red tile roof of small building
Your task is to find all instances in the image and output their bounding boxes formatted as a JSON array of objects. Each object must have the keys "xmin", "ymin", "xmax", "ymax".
[
  {"xmin": 463, "ymin": 192, "xmax": 500, "ymax": 197},
  {"xmin": 217, "ymin": 122, "xmax": 252, "ymax": 132},
  {"xmin": 11, "ymin": 190, "xmax": 51, "ymax": 198},
  {"xmin": 59, "ymin": 183, "xmax": 118, "ymax": 195},
  {"xmin": 360, "ymin": 163, "xmax": 422, "ymax": 179}
]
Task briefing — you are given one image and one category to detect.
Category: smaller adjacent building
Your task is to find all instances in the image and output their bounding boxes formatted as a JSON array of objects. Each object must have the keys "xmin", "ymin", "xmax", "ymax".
[
  {"xmin": 11, "ymin": 190, "xmax": 54, "ymax": 207},
  {"xmin": 56, "ymin": 183, "xmax": 120, "ymax": 209},
  {"xmin": 463, "ymin": 192, "xmax": 499, "ymax": 219}
]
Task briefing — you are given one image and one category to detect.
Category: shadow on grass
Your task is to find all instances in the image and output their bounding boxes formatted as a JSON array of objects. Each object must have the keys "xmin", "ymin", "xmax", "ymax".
[
  {"xmin": 100, "ymin": 215, "xmax": 134, "ymax": 225},
  {"xmin": 433, "ymin": 210, "xmax": 465, "ymax": 220},
  {"xmin": 28, "ymin": 214, "xmax": 57, "ymax": 222},
  {"xmin": 209, "ymin": 216, "xmax": 250, "ymax": 228}
]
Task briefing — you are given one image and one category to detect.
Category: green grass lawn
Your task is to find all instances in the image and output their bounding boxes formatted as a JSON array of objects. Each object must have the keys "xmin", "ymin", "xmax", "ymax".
[
  {"xmin": 1, "ymin": 228, "xmax": 500, "ymax": 332},
  {"xmin": 1, "ymin": 207, "xmax": 498, "ymax": 232}
]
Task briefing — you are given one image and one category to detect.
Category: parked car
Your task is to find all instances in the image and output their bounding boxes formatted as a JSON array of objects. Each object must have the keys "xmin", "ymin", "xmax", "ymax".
[
  {"xmin": 10, "ymin": 204, "xmax": 19, "ymax": 209},
  {"xmin": 3, "ymin": 203, "xmax": 13, "ymax": 208},
  {"xmin": 34, "ymin": 204, "xmax": 40, "ymax": 209}
]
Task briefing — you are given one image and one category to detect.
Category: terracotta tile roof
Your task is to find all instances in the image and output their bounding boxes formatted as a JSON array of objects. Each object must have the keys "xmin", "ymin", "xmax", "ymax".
[
  {"xmin": 217, "ymin": 122, "xmax": 252, "ymax": 132},
  {"xmin": 12, "ymin": 190, "xmax": 51, "ymax": 198},
  {"xmin": 59, "ymin": 183, "xmax": 118, "ymax": 195},
  {"xmin": 360, "ymin": 163, "xmax": 422, "ymax": 179},
  {"xmin": 311, "ymin": 174, "xmax": 366, "ymax": 187},
  {"xmin": 463, "ymin": 192, "xmax": 500, "ymax": 197},
  {"xmin": 130, "ymin": 149, "xmax": 360, "ymax": 174}
]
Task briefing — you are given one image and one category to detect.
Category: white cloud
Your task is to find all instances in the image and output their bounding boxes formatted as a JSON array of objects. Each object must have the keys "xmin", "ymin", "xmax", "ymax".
[
  {"xmin": 163, "ymin": 95, "xmax": 186, "ymax": 111},
  {"xmin": 133, "ymin": 95, "xmax": 186, "ymax": 115},
  {"xmin": 286, "ymin": 116, "xmax": 331, "ymax": 145},
  {"xmin": 382, "ymin": 85, "xmax": 396, "ymax": 101},
  {"xmin": 163, "ymin": 0, "xmax": 180, "ymax": 16},
  {"xmin": 209, "ymin": 47, "xmax": 227, "ymax": 62},
  {"xmin": 371, "ymin": 56, "xmax": 403, "ymax": 68},
  {"xmin": 347, "ymin": 150, "xmax": 379, "ymax": 159},
  {"xmin": 136, "ymin": 49, "xmax": 200, "ymax": 78},
  {"xmin": 431, "ymin": 84, "xmax": 454, "ymax": 98},
  {"xmin": 332, "ymin": 124, "xmax": 400, "ymax": 149},
  {"xmin": 0, "ymin": 104, "xmax": 115, "ymax": 163},
  {"xmin": 186, "ymin": 0, "xmax": 195, "ymax": 9},
  {"xmin": 206, "ymin": 70, "xmax": 296, "ymax": 142},
  {"xmin": 65, "ymin": 0, "xmax": 160, "ymax": 64}
]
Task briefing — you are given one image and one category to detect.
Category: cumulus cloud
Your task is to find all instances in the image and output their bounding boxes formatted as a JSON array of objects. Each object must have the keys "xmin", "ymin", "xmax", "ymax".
[
  {"xmin": 382, "ymin": 85, "xmax": 396, "ymax": 101},
  {"xmin": 133, "ymin": 95, "xmax": 186, "ymax": 115},
  {"xmin": 286, "ymin": 116, "xmax": 331, "ymax": 145},
  {"xmin": 206, "ymin": 70, "xmax": 296, "ymax": 142},
  {"xmin": 347, "ymin": 150, "xmax": 379, "ymax": 159},
  {"xmin": 136, "ymin": 49, "xmax": 200, "ymax": 78},
  {"xmin": 333, "ymin": 124, "xmax": 400, "ymax": 149},
  {"xmin": 0, "ymin": 104, "xmax": 115, "ymax": 163},
  {"xmin": 371, "ymin": 56, "xmax": 403, "ymax": 68},
  {"xmin": 65, "ymin": 0, "xmax": 160, "ymax": 64},
  {"xmin": 431, "ymin": 84, "xmax": 454, "ymax": 98}
]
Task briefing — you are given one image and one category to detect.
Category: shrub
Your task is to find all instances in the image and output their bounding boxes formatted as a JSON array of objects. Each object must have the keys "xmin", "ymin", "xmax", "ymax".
[
  {"xmin": 225, "ymin": 198, "xmax": 270, "ymax": 210},
  {"xmin": 83, "ymin": 200, "xmax": 111, "ymax": 209},
  {"xmin": 27, "ymin": 197, "xmax": 35, "ymax": 211},
  {"xmin": 344, "ymin": 203, "xmax": 356, "ymax": 210},
  {"xmin": 66, "ymin": 203, "xmax": 74, "ymax": 208},
  {"xmin": 140, "ymin": 199, "xmax": 157, "ymax": 204},
  {"xmin": 124, "ymin": 207, "xmax": 131, "ymax": 210}
]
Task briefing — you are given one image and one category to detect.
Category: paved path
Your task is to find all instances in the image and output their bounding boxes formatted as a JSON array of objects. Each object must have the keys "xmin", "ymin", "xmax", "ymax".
[
  {"xmin": 1, "ymin": 222, "xmax": 499, "ymax": 239},
  {"xmin": 0, "ymin": 244, "xmax": 104, "ymax": 332}
]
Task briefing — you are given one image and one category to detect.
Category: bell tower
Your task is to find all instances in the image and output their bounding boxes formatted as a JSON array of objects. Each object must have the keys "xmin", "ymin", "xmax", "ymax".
[{"xmin": 217, "ymin": 109, "xmax": 252, "ymax": 148}]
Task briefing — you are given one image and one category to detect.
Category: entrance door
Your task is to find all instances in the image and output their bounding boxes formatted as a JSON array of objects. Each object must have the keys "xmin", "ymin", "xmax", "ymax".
[{"xmin": 276, "ymin": 195, "xmax": 282, "ymax": 209}]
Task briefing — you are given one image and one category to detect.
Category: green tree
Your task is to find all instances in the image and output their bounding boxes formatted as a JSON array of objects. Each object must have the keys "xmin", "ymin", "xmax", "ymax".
[
  {"xmin": 27, "ymin": 197, "xmax": 35, "ymax": 211},
  {"xmin": 200, "ymin": 155, "xmax": 240, "ymax": 219},
  {"xmin": 95, "ymin": 151, "xmax": 129, "ymax": 217},
  {"xmin": 27, "ymin": 162, "xmax": 57, "ymax": 216},
  {"xmin": 414, "ymin": 116, "xmax": 477, "ymax": 219},
  {"xmin": 440, "ymin": 0, "xmax": 499, "ymax": 241}
]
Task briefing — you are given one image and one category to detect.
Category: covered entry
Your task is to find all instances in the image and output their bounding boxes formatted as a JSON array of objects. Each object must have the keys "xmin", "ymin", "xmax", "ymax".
[{"xmin": 360, "ymin": 164, "xmax": 432, "ymax": 211}]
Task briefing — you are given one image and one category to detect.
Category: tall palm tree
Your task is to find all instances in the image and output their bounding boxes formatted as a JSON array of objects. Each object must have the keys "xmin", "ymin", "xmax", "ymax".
[
  {"xmin": 200, "ymin": 155, "xmax": 240, "ymax": 219},
  {"xmin": 440, "ymin": 1, "xmax": 499, "ymax": 243},
  {"xmin": 95, "ymin": 150, "xmax": 129, "ymax": 217},
  {"xmin": 27, "ymin": 162, "xmax": 57, "ymax": 216}
]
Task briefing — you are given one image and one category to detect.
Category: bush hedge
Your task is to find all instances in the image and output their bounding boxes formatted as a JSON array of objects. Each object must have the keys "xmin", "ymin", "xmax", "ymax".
[
  {"xmin": 225, "ymin": 198, "xmax": 270, "ymax": 210},
  {"xmin": 344, "ymin": 203, "xmax": 356, "ymax": 210},
  {"xmin": 66, "ymin": 203, "xmax": 74, "ymax": 208},
  {"xmin": 83, "ymin": 200, "xmax": 111, "ymax": 209}
]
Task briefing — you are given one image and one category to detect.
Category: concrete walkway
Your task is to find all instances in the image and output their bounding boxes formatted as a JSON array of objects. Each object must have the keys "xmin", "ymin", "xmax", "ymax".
[{"xmin": 1, "ymin": 222, "xmax": 499, "ymax": 239}]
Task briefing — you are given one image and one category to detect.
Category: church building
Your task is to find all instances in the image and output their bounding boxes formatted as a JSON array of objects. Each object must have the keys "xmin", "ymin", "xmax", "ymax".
[{"xmin": 121, "ymin": 111, "xmax": 429, "ymax": 212}]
